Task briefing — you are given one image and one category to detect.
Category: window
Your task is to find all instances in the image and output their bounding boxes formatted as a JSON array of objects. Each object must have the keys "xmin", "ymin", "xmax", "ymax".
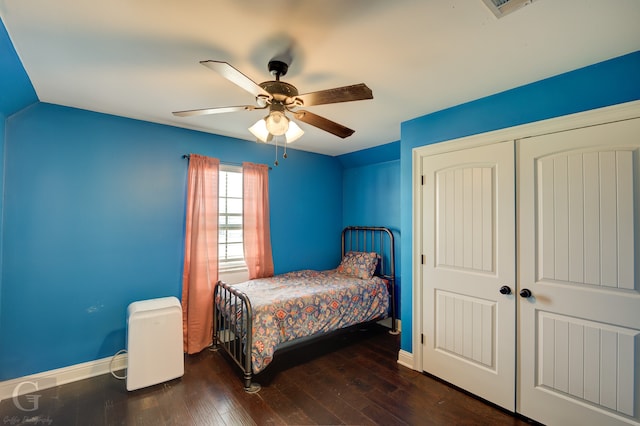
[{"xmin": 219, "ymin": 165, "xmax": 245, "ymax": 272}]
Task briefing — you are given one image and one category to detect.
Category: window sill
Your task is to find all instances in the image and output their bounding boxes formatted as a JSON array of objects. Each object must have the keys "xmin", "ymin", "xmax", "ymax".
[
  {"xmin": 219, "ymin": 268, "xmax": 249, "ymax": 285},
  {"xmin": 219, "ymin": 266, "xmax": 247, "ymax": 273}
]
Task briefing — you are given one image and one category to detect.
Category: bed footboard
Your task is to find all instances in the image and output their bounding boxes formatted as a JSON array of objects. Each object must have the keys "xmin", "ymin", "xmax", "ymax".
[{"xmin": 212, "ymin": 280, "xmax": 260, "ymax": 393}]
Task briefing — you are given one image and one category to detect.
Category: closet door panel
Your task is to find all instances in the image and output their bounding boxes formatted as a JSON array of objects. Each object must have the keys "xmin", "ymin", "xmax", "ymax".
[
  {"xmin": 518, "ymin": 117, "xmax": 640, "ymax": 426},
  {"xmin": 422, "ymin": 140, "xmax": 516, "ymax": 410}
]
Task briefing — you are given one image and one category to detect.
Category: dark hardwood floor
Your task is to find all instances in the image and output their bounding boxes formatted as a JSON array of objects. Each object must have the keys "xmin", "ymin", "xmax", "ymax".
[{"xmin": 0, "ymin": 325, "xmax": 536, "ymax": 425}]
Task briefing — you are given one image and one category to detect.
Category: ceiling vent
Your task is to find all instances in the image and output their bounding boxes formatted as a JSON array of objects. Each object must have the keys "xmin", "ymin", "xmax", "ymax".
[{"xmin": 482, "ymin": 0, "xmax": 536, "ymax": 18}]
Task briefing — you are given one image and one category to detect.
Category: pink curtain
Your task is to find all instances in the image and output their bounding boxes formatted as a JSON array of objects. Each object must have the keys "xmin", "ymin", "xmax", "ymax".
[
  {"xmin": 242, "ymin": 162, "xmax": 274, "ymax": 279},
  {"xmin": 181, "ymin": 154, "xmax": 219, "ymax": 354}
]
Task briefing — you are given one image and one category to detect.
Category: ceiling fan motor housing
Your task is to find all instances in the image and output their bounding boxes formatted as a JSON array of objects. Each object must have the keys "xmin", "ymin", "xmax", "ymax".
[{"xmin": 259, "ymin": 80, "xmax": 300, "ymax": 105}]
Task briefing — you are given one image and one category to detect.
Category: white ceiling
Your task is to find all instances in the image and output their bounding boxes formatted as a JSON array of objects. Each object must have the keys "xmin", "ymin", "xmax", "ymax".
[{"xmin": 1, "ymin": 0, "xmax": 639, "ymax": 156}]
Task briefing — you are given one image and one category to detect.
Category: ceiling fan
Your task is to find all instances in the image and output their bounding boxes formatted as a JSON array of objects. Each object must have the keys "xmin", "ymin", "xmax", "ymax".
[{"xmin": 173, "ymin": 59, "xmax": 373, "ymax": 144}]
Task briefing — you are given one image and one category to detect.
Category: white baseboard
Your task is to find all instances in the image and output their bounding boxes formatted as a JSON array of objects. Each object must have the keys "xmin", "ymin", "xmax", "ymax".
[
  {"xmin": 0, "ymin": 353, "xmax": 128, "ymax": 401},
  {"xmin": 397, "ymin": 349, "xmax": 416, "ymax": 370}
]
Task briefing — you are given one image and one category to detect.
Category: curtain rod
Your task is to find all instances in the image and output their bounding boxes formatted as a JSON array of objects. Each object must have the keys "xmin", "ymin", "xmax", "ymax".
[{"xmin": 182, "ymin": 155, "xmax": 272, "ymax": 170}]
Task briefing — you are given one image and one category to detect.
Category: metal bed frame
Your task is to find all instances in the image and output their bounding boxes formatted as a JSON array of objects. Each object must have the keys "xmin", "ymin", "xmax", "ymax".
[{"xmin": 212, "ymin": 226, "xmax": 397, "ymax": 393}]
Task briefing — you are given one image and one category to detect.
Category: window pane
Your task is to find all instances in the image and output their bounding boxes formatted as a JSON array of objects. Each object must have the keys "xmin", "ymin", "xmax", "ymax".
[
  {"xmin": 219, "ymin": 244, "xmax": 234, "ymax": 259},
  {"xmin": 226, "ymin": 198, "xmax": 242, "ymax": 214},
  {"xmin": 226, "ymin": 229, "xmax": 242, "ymax": 243},
  {"xmin": 219, "ymin": 171, "xmax": 228, "ymax": 197},
  {"xmin": 219, "ymin": 214, "xmax": 242, "ymax": 226},
  {"xmin": 226, "ymin": 173, "xmax": 243, "ymax": 197},
  {"xmin": 219, "ymin": 228, "xmax": 242, "ymax": 242},
  {"xmin": 226, "ymin": 242, "xmax": 244, "ymax": 258},
  {"xmin": 219, "ymin": 242, "xmax": 244, "ymax": 260},
  {"xmin": 227, "ymin": 215, "xmax": 242, "ymax": 226}
]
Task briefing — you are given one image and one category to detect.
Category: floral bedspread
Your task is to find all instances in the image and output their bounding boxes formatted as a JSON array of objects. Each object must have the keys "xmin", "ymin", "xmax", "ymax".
[{"xmin": 219, "ymin": 269, "xmax": 389, "ymax": 374}]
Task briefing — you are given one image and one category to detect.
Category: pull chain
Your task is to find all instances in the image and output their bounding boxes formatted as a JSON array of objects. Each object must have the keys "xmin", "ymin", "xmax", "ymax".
[{"xmin": 272, "ymin": 135, "xmax": 288, "ymax": 166}]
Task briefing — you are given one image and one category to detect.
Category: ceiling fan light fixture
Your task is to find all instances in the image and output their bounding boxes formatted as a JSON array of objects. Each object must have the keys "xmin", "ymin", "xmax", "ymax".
[
  {"xmin": 285, "ymin": 121, "xmax": 304, "ymax": 143},
  {"xmin": 249, "ymin": 115, "xmax": 304, "ymax": 144},
  {"xmin": 264, "ymin": 110, "xmax": 289, "ymax": 136},
  {"xmin": 248, "ymin": 118, "xmax": 271, "ymax": 142}
]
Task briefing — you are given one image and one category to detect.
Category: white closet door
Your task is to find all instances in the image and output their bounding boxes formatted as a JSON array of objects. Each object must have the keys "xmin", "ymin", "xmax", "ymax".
[
  {"xmin": 422, "ymin": 140, "xmax": 516, "ymax": 410},
  {"xmin": 518, "ymin": 118, "xmax": 640, "ymax": 426}
]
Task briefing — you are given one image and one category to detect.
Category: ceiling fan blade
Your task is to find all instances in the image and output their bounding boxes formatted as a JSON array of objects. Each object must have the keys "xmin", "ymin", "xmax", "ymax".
[
  {"xmin": 173, "ymin": 105, "xmax": 258, "ymax": 117},
  {"xmin": 200, "ymin": 60, "xmax": 271, "ymax": 98},
  {"xmin": 293, "ymin": 110, "xmax": 355, "ymax": 138},
  {"xmin": 296, "ymin": 83, "xmax": 373, "ymax": 107}
]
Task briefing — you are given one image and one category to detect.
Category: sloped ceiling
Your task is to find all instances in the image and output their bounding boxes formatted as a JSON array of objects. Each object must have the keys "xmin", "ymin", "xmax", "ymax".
[{"xmin": 1, "ymin": 0, "xmax": 639, "ymax": 155}]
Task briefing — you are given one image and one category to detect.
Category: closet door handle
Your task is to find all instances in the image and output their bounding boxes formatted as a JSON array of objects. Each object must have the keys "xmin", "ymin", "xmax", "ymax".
[
  {"xmin": 519, "ymin": 288, "xmax": 532, "ymax": 298},
  {"xmin": 499, "ymin": 286, "xmax": 512, "ymax": 295}
]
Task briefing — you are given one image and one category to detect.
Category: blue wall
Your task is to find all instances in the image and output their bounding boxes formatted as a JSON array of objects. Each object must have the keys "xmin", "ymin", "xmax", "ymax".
[
  {"xmin": 399, "ymin": 50, "xmax": 640, "ymax": 352},
  {"xmin": 342, "ymin": 160, "xmax": 400, "ymax": 228},
  {"xmin": 339, "ymin": 141, "xmax": 401, "ymax": 315},
  {"xmin": 0, "ymin": 19, "xmax": 37, "ymax": 117},
  {"xmin": 0, "ymin": 114, "xmax": 4, "ymax": 332},
  {"xmin": 0, "ymin": 16, "xmax": 37, "ymax": 379},
  {"xmin": 338, "ymin": 141, "xmax": 400, "ymax": 169},
  {"xmin": 0, "ymin": 103, "xmax": 342, "ymax": 380}
]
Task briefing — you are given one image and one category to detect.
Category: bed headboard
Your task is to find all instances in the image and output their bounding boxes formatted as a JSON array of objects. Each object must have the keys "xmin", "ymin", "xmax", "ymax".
[
  {"xmin": 341, "ymin": 226, "xmax": 395, "ymax": 281},
  {"xmin": 341, "ymin": 226, "xmax": 397, "ymax": 332}
]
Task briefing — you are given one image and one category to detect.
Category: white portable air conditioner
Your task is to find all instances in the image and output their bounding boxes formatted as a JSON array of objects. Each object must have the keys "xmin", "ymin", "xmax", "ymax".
[{"xmin": 126, "ymin": 297, "xmax": 184, "ymax": 391}]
